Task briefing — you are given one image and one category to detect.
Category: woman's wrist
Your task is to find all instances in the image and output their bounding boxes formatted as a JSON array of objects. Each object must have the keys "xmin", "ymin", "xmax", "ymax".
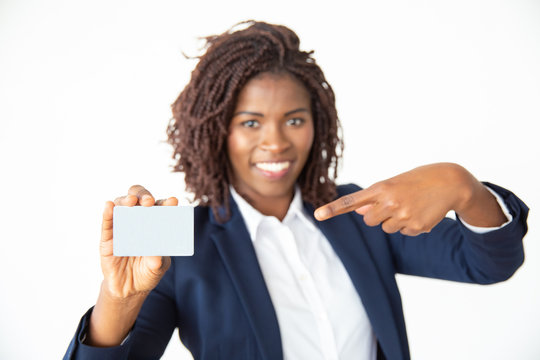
[
  {"xmin": 85, "ymin": 281, "xmax": 149, "ymax": 347},
  {"xmin": 451, "ymin": 167, "xmax": 507, "ymax": 228}
]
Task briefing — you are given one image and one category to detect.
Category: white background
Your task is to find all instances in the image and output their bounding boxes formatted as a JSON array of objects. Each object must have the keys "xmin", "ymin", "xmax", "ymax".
[{"xmin": 1, "ymin": 0, "xmax": 539, "ymax": 359}]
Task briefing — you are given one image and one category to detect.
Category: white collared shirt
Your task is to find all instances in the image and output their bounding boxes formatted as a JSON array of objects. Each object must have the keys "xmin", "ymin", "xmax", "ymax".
[{"xmin": 231, "ymin": 187, "xmax": 377, "ymax": 360}]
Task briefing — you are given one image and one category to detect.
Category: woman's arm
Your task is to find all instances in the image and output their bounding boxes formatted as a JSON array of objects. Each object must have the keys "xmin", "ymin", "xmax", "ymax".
[{"xmin": 314, "ymin": 163, "xmax": 508, "ymax": 235}]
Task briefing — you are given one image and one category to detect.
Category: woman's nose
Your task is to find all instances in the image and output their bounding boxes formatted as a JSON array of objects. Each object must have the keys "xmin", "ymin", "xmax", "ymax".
[{"xmin": 259, "ymin": 124, "xmax": 291, "ymax": 153}]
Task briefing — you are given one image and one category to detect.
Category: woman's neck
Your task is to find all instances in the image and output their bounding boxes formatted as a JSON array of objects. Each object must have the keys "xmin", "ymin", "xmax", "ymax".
[{"xmin": 233, "ymin": 186, "xmax": 294, "ymax": 222}]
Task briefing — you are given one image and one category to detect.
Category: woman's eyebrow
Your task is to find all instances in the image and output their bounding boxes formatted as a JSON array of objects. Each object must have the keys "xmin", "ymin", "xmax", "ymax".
[
  {"xmin": 233, "ymin": 111, "xmax": 264, "ymax": 117},
  {"xmin": 284, "ymin": 108, "xmax": 309, "ymax": 116}
]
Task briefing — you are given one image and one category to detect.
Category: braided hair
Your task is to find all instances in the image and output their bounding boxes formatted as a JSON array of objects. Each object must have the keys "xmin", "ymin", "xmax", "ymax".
[{"xmin": 167, "ymin": 21, "xmax": 343, "ymax": 222}]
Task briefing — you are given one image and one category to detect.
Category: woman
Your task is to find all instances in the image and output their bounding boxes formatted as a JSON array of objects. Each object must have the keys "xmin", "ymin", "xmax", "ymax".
[{"xmin": 64, "ymin": 21, "xmax": 528, "ymax": 360}]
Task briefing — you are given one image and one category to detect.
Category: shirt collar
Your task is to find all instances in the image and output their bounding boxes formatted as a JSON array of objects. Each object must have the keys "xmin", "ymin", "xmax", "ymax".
[
  {"xmin": 230, "ymin": 186, "xmax": 265, "ymax": 242},
  {"xmin": 230, "ymin": 186, "xmax": 316, "ymax": 242}
]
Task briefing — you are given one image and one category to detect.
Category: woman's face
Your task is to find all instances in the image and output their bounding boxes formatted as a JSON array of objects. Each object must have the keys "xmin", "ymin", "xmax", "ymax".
[{"xmin": 227, "ymin": 72, "xmax": 314, "ymax": 205}]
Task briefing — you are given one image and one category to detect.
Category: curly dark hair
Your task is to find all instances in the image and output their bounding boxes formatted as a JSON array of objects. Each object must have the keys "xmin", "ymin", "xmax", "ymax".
[{"xmin": 167, "ymin": 20, "xmax": 343, "ymax": 222}]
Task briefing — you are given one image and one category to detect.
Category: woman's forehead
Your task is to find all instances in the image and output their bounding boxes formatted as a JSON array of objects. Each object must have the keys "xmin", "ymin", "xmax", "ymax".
[{"xmin": 235, "ymin": 73, "xmax": 311, "ymax": 109}]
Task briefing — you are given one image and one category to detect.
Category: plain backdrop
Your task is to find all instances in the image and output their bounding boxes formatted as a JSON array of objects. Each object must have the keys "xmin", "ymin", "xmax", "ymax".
[{"xmin": 1, "ymin": 0, "xmax": 539, "ymax": 359}]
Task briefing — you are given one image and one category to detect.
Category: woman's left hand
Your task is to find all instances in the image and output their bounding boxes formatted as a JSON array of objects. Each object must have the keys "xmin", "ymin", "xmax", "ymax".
[{"xmin": 314, "ymin": 163, "xmax": 508, "ymax": 236}]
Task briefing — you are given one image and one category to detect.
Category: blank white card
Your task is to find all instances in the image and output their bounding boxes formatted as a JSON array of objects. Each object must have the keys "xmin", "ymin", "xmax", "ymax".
[{"xmin": 113, "ymin": 206, "xmax": 194, "ymax": 256}]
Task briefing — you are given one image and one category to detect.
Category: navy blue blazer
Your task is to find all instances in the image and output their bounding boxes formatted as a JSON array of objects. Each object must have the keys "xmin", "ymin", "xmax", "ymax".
[{"xmin": 64, "ymin": 183, "xmax": 528, "ymax": 360}]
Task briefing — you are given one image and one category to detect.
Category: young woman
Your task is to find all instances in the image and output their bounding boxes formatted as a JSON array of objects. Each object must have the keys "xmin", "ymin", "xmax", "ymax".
[{"xmin": 64, "ymin": 21, "xmax": 528, "ymax": 360}]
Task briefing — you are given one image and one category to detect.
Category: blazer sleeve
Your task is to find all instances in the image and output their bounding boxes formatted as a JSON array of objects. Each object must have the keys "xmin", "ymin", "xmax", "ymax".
[
  {"xmin": 386, "ymin": 182, "xmax": 529, "ymax": 284},
  {"xmin": 63, "ymin": 258, "xmax": 179, "ymax": 360}
]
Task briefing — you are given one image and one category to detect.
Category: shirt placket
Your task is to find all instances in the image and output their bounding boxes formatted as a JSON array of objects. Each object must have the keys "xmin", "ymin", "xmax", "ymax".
[{"xmin": 277, "ymin": 222, "xmax": 340, "ymax": 360}]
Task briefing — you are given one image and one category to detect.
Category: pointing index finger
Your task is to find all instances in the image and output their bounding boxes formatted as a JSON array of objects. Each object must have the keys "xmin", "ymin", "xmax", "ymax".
[{"xmin": 314, "ymin": 188, "xmax": 375, "ymax": 221}]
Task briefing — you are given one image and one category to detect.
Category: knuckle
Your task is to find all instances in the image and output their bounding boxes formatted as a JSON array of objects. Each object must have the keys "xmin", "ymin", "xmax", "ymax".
[
  {"xmin": 128, "ymin": 184, "xmax": 143, "ymax": 193},
  {"xmin": 128, "ymin": 185, "xmax": 152, "ymax": 199},
  {"xmin": 372, "ymin": 181, "xmax": 388, "ymax": 193},
  {"xmin": 397, "ymin": 209, "xmax": 410, "ymax": 221},
  {"xmin": 385, "ymin": 199, "xmax": 399, "ymax": 210},
  {"xmin": 340, "ymin": 195, "xmax": 355, "ymax": 208},
  {"xmin": 137, "ymin": 189, "xmax": 150, "ymax": 198}
]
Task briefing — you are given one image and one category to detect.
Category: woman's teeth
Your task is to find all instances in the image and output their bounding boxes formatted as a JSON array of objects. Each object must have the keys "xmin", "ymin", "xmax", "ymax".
[{"xmin": 255, "ymin": 161, "xmax": 290, "ymax": 172}]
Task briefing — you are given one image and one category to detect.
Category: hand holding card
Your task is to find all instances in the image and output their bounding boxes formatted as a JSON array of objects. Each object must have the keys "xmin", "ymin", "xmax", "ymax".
[
  {"xmin": 99, "ymin": 185, "xmax": 181, "ymax": 300},
  {"xmin": 86, "ymin": 185, "xmax": 183, "ymax": 347}
]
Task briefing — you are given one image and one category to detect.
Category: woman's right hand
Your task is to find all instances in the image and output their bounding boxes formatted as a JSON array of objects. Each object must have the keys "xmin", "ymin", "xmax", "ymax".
[
  {"xmin": 100, "ymin": 185, "xmax": 179, "ymax": 300},
  {"xmin": 86, "ymin": 185, "xmax": 178, "ymax": 347}
]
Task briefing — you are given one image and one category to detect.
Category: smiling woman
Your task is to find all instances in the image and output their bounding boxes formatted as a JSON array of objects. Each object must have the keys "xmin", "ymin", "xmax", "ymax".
[{"xmin": 62, "ymin": 20, "xmax": 529, "ymax": 360}]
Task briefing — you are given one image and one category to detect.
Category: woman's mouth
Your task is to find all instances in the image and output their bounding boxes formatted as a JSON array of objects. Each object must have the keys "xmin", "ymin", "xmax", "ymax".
[{"xmin": 254, "ymin": 161, "xmax": 292, "ymax": 179}]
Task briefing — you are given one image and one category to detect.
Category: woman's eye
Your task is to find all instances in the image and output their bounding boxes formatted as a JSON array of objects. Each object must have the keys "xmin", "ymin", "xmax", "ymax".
[
  {"xmin": 241, "ymin": 120, "xmax": 260, "ymax": 128},
  {"xmin": 286, "ymin": 118, "xmax": 304, "ymax": 126}
]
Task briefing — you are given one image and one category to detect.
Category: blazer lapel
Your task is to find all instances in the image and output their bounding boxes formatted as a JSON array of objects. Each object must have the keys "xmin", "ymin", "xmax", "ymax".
[
  {"xmin": 210, "ymin": 201, "xmax": 283, "ymax": 360},
  {"xmin": 304, "ymin": 202, "xmax": 406, "ymax": 360}
]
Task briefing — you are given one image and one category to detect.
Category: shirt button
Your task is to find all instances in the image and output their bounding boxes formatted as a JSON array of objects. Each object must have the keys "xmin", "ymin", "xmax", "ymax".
[{"xmin": 299, "ymin": 273, "xmax": 308, "ymax": 281}]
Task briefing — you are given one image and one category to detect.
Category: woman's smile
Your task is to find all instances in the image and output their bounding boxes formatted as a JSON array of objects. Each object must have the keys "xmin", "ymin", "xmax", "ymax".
[{"xmin": 253, "ymin": 160, "xmax": 293, "ymax": 179}]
